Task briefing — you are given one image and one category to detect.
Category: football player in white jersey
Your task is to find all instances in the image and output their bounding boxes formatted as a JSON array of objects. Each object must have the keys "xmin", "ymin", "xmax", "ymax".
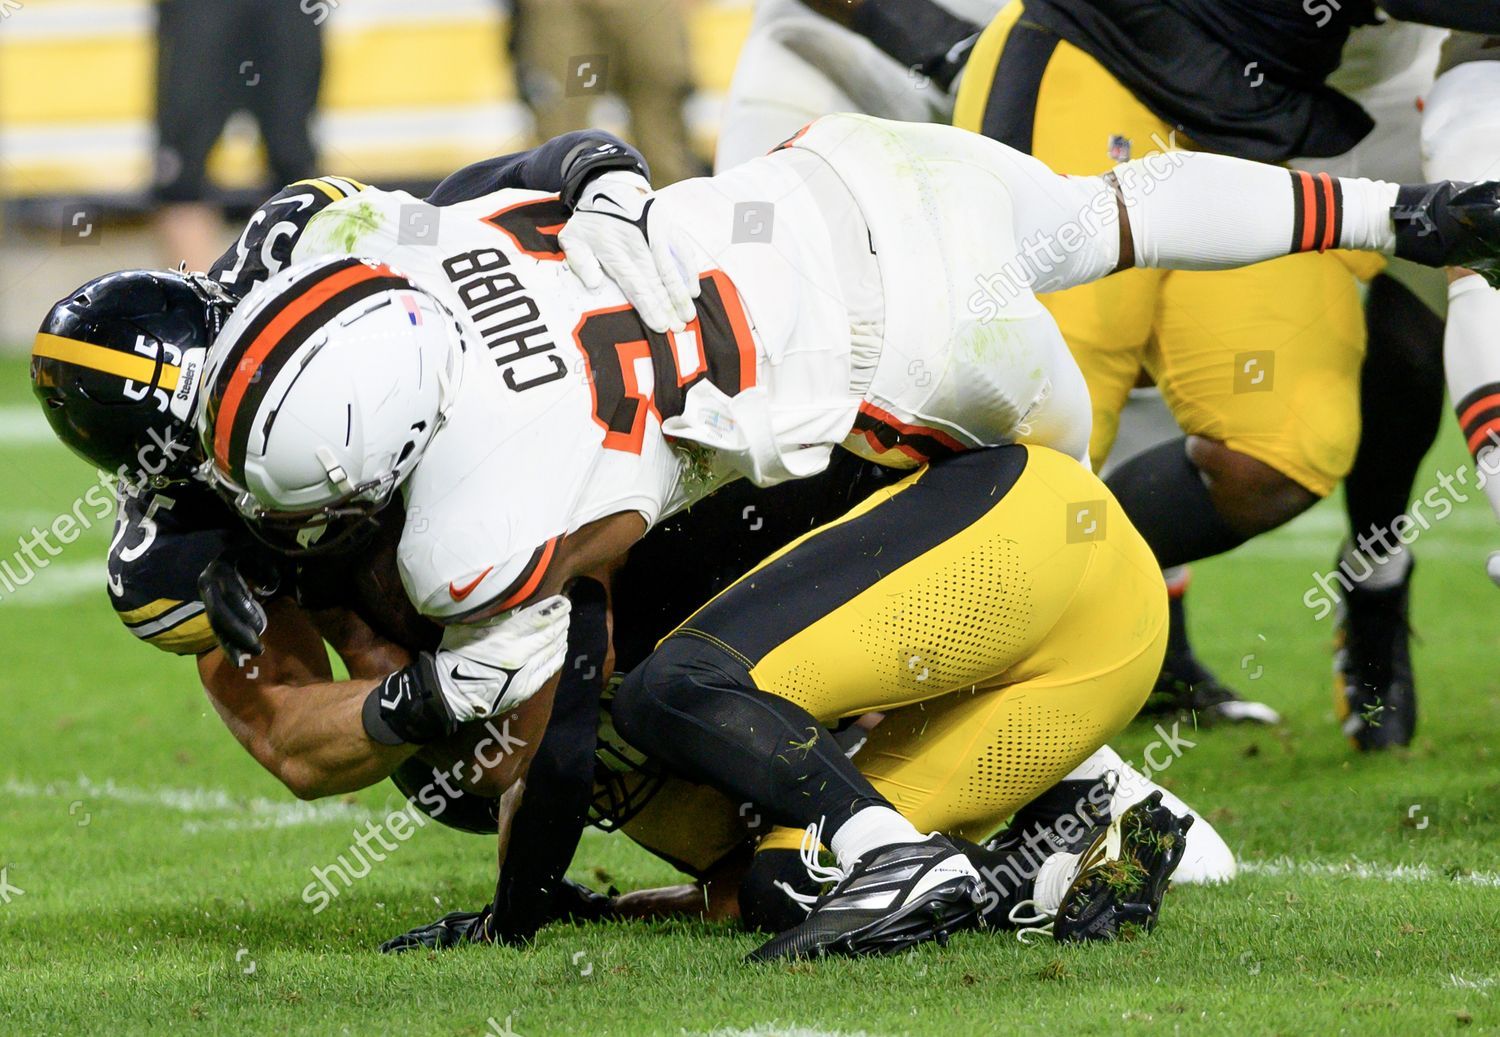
[{"xmin": 198, "ymin": 113, "xmax": 1500, "ymax": 959}]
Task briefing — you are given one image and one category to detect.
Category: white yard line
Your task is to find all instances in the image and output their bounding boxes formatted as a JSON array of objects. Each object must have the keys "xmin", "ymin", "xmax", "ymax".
[
  {"xmin": 0, "ymin": 559, "xmax": 105, "ymax": 607},
  {"xmin": 3, "ymin": 776, "xmax": 374, "ymax": 832},
  {"xmin": 1239, "ymin": 856, "xmax": 1500, "ymax": 888}
]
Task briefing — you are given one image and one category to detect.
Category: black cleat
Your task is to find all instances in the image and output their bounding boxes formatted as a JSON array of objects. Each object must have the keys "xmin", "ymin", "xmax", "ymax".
[
  {"xmin": 746, "ymin": 834, "xmax": 983, "ymax": 962},
  {"xmin": 1009, "ymin": 792, "xmax": 1192, "ymax": 943},
  {"xmin": 1141, "ymin": 648, "xmax": 1281, "ymax": 726},
  {"xmin": 1334, "ymin": 565, "xmax": 1417, "ymax": 751},
  {"xmin": 1393, "ymin": 180, "xmax": 1500, "ymax": 286}
]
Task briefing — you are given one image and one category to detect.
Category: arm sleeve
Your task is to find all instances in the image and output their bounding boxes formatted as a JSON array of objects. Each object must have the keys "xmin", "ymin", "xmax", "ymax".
[
  {"xmin": 1378, "ymin": 1, "xmax": 1500, "ymax": 33},
  {"xmin": 426, "ymin": 130, "xmax": 649, "ymax": 208},
  {"xmin": 107, "ymin": 485, "xmax": 251, "ymax": 656},
  {"xmin": 489, "ymin": 579, "xmax": 609, "ymax": 944}
]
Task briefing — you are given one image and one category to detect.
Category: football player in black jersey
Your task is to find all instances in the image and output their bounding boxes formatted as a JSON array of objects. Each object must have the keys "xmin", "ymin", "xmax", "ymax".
[{"xmin": 31, "ymin": 131, "xmax": 1230, "ymax": 956}]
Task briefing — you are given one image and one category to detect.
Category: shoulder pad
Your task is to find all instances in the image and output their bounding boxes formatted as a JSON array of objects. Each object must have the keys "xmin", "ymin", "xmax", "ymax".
[{"xmin": 210, "ymin": 176, "xmax": 370, "ymax": 296}]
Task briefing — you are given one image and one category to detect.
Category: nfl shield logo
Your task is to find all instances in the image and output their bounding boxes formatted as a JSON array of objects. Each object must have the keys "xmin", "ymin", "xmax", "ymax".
[{"xmin": 1108, "ymin": 134, "xmax": 1132, "ymax": 163}]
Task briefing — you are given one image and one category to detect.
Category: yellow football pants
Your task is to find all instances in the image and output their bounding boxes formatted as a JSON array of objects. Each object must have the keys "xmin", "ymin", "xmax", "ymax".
[
  {"xmin": 953, "ymin": 2, "xmax": 1374, "ymax": 495},
  {"xmin": 633, "ymin": 445, "xmax": 1166, "ymax": 861}
]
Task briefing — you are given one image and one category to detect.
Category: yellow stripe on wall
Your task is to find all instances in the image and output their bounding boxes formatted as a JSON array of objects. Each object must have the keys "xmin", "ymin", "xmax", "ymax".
[{"xmin": 0, "ymin": 2, "xmax": 754, "ymax": 195}]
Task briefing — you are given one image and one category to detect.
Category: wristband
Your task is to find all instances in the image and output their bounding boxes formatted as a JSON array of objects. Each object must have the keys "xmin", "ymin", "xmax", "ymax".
[
  {"xmin": 361, "ymin": 653, "xmax": 458, "ymax": 746},
  {"xmin": 559, "ymin": 140, "xmax": 649, "ymax": 209}
]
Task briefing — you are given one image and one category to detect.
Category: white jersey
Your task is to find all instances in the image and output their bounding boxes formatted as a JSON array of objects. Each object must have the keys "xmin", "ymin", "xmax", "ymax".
[
  {"xmin": 290, "ymin": 115, "xmax": 1104, "ymax": 618},
  {"xmin": 291, "ymin": 169, "xmax": 854, "ymax": 619}
]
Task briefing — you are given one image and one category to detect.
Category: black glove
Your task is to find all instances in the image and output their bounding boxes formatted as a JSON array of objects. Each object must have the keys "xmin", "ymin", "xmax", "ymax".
[
  {"xmin": 549, "ymin": 878, "xmax": 617, "ymax": 925},
  {"xmin": 379, "ymin": 907, "xmax": 495, "ymax": 954},
  {"xmin": 1393, "ymin": 180, "xmax": 1500, "ymax": 287},
  {"xmin": 197, "ymin": 548, "xmax": 280, "ymax": 660}
]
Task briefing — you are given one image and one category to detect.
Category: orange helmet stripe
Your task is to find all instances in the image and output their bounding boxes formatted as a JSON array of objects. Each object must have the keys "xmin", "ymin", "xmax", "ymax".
[{"xmin": 212, "ymin": 261, "xmax": 393, "ymax": 471}]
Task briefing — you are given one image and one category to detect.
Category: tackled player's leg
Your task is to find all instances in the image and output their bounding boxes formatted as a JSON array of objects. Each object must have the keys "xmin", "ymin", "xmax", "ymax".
[{"xmin": 611, "ymin": 444, "xmax": 1188, "ymax": 960}]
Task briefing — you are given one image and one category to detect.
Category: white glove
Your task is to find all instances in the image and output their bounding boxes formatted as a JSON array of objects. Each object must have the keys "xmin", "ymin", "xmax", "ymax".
[
  {"xmin": 560, "ymin": 170, "xmax": 707, "ymax": 333},
  {"xmin": 434, "ymin": 595, "xmax": 571, "ymax": 721}
]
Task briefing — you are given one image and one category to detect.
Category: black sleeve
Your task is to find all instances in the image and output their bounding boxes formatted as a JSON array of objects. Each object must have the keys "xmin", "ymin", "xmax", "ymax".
[
  {"xmin": 489, "ymin": 578, "xmax": 610, "ymax": 944},
  {"xmin": 425, "ymin": 130, "xmax": 649, "ymax": 209},
  {"xmin": 208, "ymin": 176, "xmax": 369, "ymax": 296},
  {"xmin": 847, "ymin": 0, "xmax": 981, "ymax": 91},
  {"xmin": 1378, "ymin": 1, "xmax": 1500, "ymax": 33}
]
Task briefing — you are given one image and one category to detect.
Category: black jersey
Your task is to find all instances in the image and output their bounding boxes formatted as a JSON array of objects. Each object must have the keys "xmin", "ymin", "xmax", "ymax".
[
  {"xmin": 209, "ymin": 175, "xmax": 369, "ymax": 297},
  {"xmin": 1017, "ymin": 0, "xmax": 1381, "ymax": 160},
  {"xmin": 106, "ymin": 482, "xmax": 249, "ymax": 655}
]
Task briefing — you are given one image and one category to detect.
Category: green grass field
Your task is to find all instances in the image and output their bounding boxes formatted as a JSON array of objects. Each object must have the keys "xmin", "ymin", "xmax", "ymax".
[{"xmin": 1, "ymin": 354, "xmax": 1496, "ymax": 1036}]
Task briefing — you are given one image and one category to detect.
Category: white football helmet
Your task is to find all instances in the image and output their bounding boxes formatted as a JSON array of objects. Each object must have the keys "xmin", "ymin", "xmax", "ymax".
[{"xmin": 197, "ymin": 256, "xmax": 463, "ymax": 552}]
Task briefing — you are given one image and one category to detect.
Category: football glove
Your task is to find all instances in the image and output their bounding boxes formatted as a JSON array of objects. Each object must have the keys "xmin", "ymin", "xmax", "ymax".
[
  {"xmin": 1393, "ymin": 180, "xmax": 1500, "ymax": 286},
  {"xmin": 379, "ymin": 880, "xmax": 616, "ymax": 953},
  {"xmin": 380, "ymin": 907, "xmax": 494, "ymax": 954},
  {"xmin": 559, "ymin": 170, "xmax": 707, "ymax": 333},
  {"xmin": 435, "ymin": 595, "xmax": 573, "ymax": 721},
  {"xmin": 198, "ymin": 547, "xmax": 281, "ymax": 662}
]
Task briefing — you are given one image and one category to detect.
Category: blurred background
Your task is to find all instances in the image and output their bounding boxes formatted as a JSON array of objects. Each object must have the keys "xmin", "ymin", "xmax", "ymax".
[{"xmin": 0, "ymin": 0, "xmax": 752, "ymax": 347}]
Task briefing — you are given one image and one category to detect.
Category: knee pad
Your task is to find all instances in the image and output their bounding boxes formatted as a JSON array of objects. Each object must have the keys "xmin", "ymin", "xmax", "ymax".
[{"xmin": 611, "ymin": 636, "xmax": 721, "ymax": 749}]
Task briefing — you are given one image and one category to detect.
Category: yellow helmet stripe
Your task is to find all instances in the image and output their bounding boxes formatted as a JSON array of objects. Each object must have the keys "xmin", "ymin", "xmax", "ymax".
[
  {"xmin": 32, "ymin": 332, "xmax": 181, "ymax": 393},
  {"xmin": 291, "ymin": 175, "xmax": 367, "ymax": 202}
]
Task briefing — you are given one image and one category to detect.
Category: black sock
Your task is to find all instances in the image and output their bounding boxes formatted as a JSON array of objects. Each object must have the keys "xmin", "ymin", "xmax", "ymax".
[
  {"xmin": 1345, "ymin": 274, "xmax": 1446, "ymax": 555},
  {"xmin": 1105, "ymin": 438, "xmax": 1249, "ymax": 568},
  {"xmin": 1165, "ymin": 593, "xmax": 1191, "ymax": 658}
]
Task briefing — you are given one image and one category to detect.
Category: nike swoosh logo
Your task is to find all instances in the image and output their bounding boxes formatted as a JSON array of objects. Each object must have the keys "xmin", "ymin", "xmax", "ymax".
[
  {"xmin": 449, "ymin": 567, "xmax": 493, "ymax": 602},
  {"xmin": 592, "ymin": 194, "xmax": 627, "ymax": 213}
]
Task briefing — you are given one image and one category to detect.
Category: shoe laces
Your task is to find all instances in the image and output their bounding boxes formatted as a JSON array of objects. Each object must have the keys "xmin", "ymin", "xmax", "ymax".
[
  {"xmin": 774, "ymin": 818, "xmax": 847, "ymax": 914},
  {"xmin": 1007, "ymin": 848, "xmax": 1087, "ymax": 943}
]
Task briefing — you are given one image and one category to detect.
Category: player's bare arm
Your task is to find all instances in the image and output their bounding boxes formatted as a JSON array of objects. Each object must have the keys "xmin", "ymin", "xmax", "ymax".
[{"xmin": 196, "ymin": 597, "xmax": 414, "ymax": 799}]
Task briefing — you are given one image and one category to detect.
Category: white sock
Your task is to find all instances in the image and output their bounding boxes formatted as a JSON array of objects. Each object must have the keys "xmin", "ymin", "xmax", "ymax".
[
  {"xmin": 1446, "ymin": 275, "xmax": 1500, "ymax": 524},
  {"xmin": 1061, "ymin": 745, "xmax": 1123, "ymax": 782},
  {"xmin": 1113, "ymin": 152, "xmax": 1398, "ymax": 271},
  {"xmin": 829, "ymin": 806, "xmax": 923, "ymax": 871},
  {"xmin": 1032, "ymin": 851, "xmax": 1082, "ymax": 914},
  {"xmin": 1340, "ymin": 537, "xmax": 1412, "ymax": 592},
  {"xmin": 1336, "ymin": 176, "xmax": 1401, "ymax": 253}
]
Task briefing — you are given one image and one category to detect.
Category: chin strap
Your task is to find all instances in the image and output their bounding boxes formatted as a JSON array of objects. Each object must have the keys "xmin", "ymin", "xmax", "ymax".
[{"xmin": 315, "ymin": 445, "xmax": 357, "ymax": 494}]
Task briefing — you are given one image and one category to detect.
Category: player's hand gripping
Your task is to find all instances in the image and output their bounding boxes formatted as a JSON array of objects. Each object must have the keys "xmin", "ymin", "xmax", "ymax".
[
  {"xmin": 559, "ymin": 170, "xmax": 707, "ymax": 333},
  {"xmin": 198, "ymin": 547, "xmax": 282, "ymax": 662}
]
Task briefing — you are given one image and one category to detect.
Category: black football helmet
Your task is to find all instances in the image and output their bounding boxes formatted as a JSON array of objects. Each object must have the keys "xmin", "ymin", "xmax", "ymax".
[{"xmin": 32, "ymin": 268, "xmax": 234, "ymax": 485}]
